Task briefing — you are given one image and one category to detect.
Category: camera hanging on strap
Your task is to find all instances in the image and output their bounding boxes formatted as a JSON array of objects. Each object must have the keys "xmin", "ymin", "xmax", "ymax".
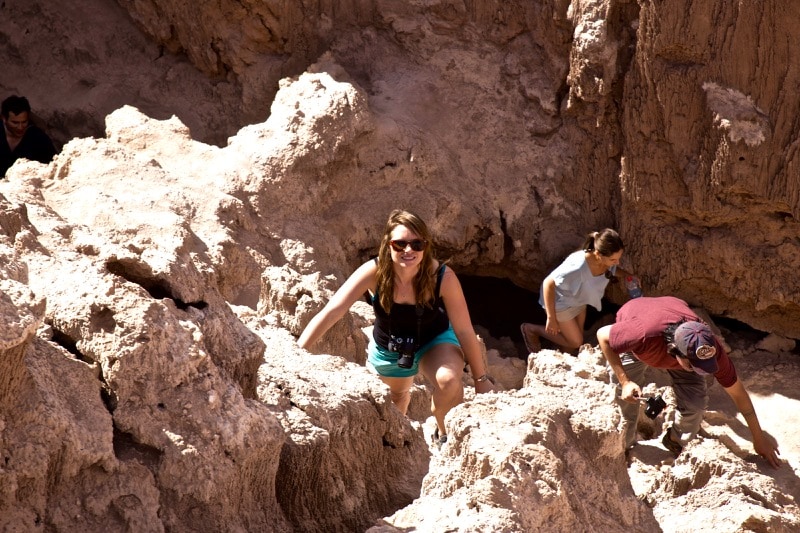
[{"xmin": 388, "ymin": 305, "xmax": 424, "ymax": 369}]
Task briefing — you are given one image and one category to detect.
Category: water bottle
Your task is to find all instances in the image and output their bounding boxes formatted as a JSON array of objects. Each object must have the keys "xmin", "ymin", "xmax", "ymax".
[{"xmin": 625, "ymin": 276, "xmax": 643, "ymax": 298}]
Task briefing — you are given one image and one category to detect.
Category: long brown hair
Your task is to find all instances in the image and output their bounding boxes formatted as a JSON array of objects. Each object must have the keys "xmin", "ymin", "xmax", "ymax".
[{"xmin": 376, "ymin": 209, "xmax": 437, "ymax": 313}]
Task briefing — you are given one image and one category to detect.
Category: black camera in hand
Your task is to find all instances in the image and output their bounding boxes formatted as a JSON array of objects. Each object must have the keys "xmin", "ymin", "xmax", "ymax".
[
  {"xmin": 388, "ymin": 337, "xmax": 416, "ymax": 369},
  {"xmin": 643, "ymin": 394, "xmax": 666, "ymax": 419}
]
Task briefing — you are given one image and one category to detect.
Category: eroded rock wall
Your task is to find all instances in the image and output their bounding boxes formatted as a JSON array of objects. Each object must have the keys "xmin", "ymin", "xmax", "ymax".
[
  {"xmin": 0, "ymin": 67, "xmax": 433, "ymax": 532},
  {"xmin": 620, "ymin": 1, "xmax": 800, "ymax": 337},
  {"xmin": 0, "ymin": 0, "xmax": 245, "ymax": 146},
  {"xmin": 1, "ymin": 1, "xmax": 799, "ymax": 532},
  {"xmin": 3, "ymin": 0, "xmax": 798, "ymax": 333},
  {"xmin": 0, "ymin": 175, "xmax": 291, "ymax": 530},
  {"xmin": 4, "ymin": 0, "xmax": 640, "ymax": 288}
]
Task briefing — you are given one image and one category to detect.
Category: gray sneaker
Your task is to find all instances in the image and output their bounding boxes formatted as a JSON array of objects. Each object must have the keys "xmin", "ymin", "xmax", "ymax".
[
  {"xmin": 433, "ymin": 428, "xmax": 448, "ymax": 449},
  {"xmin": 661, "ymin": 430, "xmax": 683, "ymax": 456}
]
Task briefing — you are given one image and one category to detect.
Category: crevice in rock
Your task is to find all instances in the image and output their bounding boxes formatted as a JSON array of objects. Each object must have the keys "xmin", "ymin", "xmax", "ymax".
[
  {"xmin": 106, "ymin": 259, "xmax": 209, "ymax": 310},
  {"xmin": 381, "ymin": 436, "xmax": 410, "ymax": 449},
  {"xmin": 49, "ymin": 327, "xmax": 83, "ymax": 359},
  {"xmin": 49, "ymin": 325, "xmax": 122, "ymax": 412},
  {"xmin": 498, "ymin": 210, "xmax": 516, "ymax": 264},
  {"xmin": 712, "ymin": 316, "xmax": 765, "ymax": 340},
  {"xmin": 275, "ymin": 383, "xmax": 300, "ymax": 408},
  {"xmin": 100, "ymin": 379, "xmax": 118, "ymax": 413},
  {"xmin": 772, "ymin": 209, "xmax": 794, "ymax": 221},
  {"xmin": 89, "ymin": 305, "xmax": 117, "ymax": 333},
  {"xmin": 461, "ymin": 275, "xmax": 544, "ymax": 346},
  {"xmin": 112, "ymin": 425, "xmax": 163, "ymax": 469}
]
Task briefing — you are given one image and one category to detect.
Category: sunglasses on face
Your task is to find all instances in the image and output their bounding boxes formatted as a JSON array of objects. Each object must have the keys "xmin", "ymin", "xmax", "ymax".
[{"xmin": 390, "ymin": 239, "xmax": 427, "ymax": 252}]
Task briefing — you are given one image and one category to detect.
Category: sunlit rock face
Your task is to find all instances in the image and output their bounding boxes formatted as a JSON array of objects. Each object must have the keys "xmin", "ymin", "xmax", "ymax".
[
  {"xmin": 618, "ymin": 1, "xmax": 800, "ymax": 338},
  {"xmin": 8, "ymin": 0, "xmax": 797, "ymax": 335},
  {"xmin": 0, "ymin": 0, "xmax": 799, "ymax": 531}
]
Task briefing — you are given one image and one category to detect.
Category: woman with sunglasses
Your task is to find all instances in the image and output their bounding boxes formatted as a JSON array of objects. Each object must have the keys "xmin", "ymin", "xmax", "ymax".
[
  {"xmin": 520, "ymin": 228, "xmax": 633, "ymax": 354},
  {"xmin": 298, "ymin": 209, "xmax": 494, "ymax": 447}
]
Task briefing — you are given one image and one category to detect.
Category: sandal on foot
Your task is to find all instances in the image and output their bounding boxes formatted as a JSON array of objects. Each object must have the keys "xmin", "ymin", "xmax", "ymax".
[{"xmin": 520, "ymin": 323, "xmax": 542, "ymax": 353}]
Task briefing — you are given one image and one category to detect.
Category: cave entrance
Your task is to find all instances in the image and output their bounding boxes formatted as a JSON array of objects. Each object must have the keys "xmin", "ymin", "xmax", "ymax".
[{"xmin": 459, "ymin": 274, "xmax": 621, "ymax": 358}]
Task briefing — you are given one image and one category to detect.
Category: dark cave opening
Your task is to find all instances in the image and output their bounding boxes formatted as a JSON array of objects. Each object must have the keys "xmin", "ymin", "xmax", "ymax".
[
  {"xmin": 459, "ymin": 274, "xmax": 541, "ymax": 344},
  {"xmin": 459, "ymin": 275, "xmax": 621, "ymax": 358}
]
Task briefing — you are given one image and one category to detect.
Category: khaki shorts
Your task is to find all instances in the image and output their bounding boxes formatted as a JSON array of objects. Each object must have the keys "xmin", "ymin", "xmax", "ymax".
[{"xmin": 556, "ymin": 304, "xmax": 586, "ymax": 322}]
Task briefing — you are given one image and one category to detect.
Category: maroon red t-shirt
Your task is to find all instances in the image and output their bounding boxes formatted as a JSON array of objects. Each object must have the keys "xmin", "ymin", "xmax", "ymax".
[{"xmin": 609, "ymin": 296, "xmax": 738, "ymax": 388}]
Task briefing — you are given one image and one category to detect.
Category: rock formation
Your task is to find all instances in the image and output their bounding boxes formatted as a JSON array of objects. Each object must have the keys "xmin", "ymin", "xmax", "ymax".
[
  {"xmin": 1, "ymin": 0, "xmax": 799, "ymax": 531},
  {"xmin": 373, "ymin": 347, "xmax": 800, "ymax": 532},
  {"xmin": 619, "ymin": 1, "xmax": 800, "ymax": 338}
]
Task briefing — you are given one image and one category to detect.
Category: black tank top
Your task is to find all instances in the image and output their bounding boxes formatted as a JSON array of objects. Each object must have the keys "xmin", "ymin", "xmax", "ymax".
[{"xmin": 372, "ymin": 264, "xmax": 449, "ymax": 351}]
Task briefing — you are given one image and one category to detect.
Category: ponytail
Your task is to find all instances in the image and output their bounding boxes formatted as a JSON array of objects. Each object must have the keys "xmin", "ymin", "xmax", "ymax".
[
  {"xmin": 582, "ymin": 228, "xmax": 623, "ymax": 256},
  {"xmin": 582, "ymin": 231, "xmax": 600, "ymax": 252}
]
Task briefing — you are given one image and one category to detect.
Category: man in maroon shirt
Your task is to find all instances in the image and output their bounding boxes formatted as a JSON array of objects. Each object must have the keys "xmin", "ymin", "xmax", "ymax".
[{"xmin": 596, "ymin": 296, "xmax": 781, "ymax": 468}]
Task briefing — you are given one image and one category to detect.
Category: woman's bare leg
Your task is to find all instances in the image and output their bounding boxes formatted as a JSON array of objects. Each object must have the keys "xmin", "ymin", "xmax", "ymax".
[
  {"xmin": 522, "ymin": 314, "xmax": 586, "ymax": 351},
  {"xmin": 378, "ymin": 375, "xmax": 416, "ymax": 416},
  {"xmin": 418, "ymin": 343, "xmax": 465, "ymax": 436}
]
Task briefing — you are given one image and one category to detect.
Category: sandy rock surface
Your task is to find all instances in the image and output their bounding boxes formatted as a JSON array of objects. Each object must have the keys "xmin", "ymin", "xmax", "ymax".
[{"xmin": 372, "ymin": 345, "xmax": 799, "ymax": 532}]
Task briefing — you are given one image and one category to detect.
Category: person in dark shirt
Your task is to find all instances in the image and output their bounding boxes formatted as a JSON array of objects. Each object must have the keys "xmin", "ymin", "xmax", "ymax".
[
  {"xmin": 596, "ymin": 296, "xmax": 781, "ymax": 467},
  {"xmin": 1, "ymin": 95, "xmax": 56, "ymax": 177}
]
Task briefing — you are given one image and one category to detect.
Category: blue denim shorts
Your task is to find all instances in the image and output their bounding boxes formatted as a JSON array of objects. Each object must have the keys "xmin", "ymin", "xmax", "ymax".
[{"xmin": 367, "ymin": 324, "xmax": 460, "ymax": 378}]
